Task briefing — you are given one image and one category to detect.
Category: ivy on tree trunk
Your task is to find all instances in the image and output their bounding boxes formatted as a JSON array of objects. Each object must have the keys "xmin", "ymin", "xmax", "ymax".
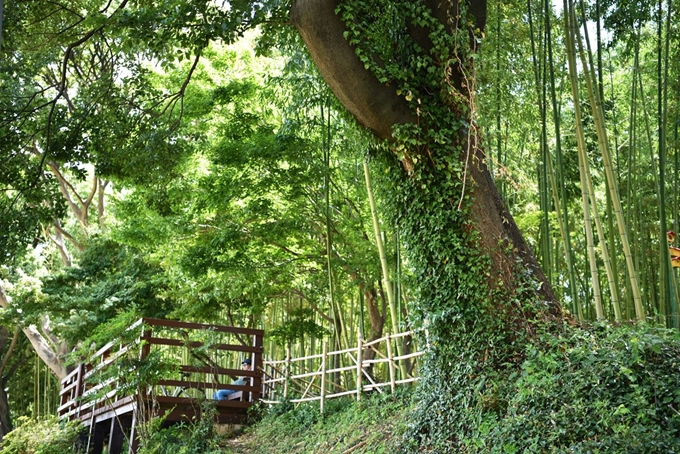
[
  {"xmin": 291, "ymin": 0, "xmax": 559, "ymax": 321},
  {"xmin": 291, "ymin": 1, "xmax": 562, "ymax": 447}
]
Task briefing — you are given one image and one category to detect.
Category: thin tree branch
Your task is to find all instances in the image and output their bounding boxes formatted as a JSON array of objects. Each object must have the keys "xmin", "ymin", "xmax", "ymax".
[
  {"xmin": 51, "ymin": 218, "xmax": 85, "ymax": 251},
  {"xmin": 36, "ymin": 0, "xmax": 130, "ymax": 191},
  {"xmin": 161, "ymin": 47, "xmax": 204, "ymax": 129},
  {"xmin": 0, "ymin": 329, "xmax": 20, "ymax": 378},
  {"xmin": 289, "ymin": 289, "xmax": 334, "ymax": 323}
]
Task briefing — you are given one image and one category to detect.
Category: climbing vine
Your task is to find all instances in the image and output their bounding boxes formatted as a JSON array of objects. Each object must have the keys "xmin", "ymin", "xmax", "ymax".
[{"xmin": 336, "ymin": 1, "xmax": 557, "ymax": 450}]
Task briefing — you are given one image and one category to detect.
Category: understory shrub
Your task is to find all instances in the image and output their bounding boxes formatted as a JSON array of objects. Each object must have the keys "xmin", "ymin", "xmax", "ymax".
[
  {"xmin": 403, "ymin": 322, "xmax": 680, "ymax": 453},
  {"xmin": 0, "ymin": 416, "xmax": 85, "ymax": 454},
  {"xmin": 488, "ymin": 323, "xmax": 680, "ymax": 453},
  {"xmin": 137, "ymin": 401, "xmax": 222, "ymax": 454}
]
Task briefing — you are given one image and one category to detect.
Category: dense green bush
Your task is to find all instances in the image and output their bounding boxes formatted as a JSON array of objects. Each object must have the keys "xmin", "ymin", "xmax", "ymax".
[
  {"xmin": 488, "ymin": 324, "xmax": 680, "ymax": 453},
  {"xmin": 0, "ymin": 416, "xmax": 85, "ymax": 454},
  {"xmin": 137, "ymin": 402, "xmax": 222, "ymax": 454},
  {"xmin": 403, "ymin": 323, "xmax": 680, "ymax": 453}
]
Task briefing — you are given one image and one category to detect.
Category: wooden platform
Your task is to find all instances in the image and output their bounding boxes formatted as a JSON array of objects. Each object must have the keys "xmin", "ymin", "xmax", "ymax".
[{"xmin": 58, "ymin": 318, "xmax": 264, "ymax": 454}]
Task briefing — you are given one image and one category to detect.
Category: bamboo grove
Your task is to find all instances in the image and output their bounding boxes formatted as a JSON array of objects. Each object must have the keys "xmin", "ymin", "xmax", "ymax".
[{"xmin": 477, "ymin": 0, "xmax": 680, "ymax": 326}]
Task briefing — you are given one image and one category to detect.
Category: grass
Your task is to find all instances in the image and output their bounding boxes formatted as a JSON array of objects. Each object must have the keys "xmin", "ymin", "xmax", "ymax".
[{"xmin": 221, "ymin": 389, "xmax": 414, "ymax": 454}]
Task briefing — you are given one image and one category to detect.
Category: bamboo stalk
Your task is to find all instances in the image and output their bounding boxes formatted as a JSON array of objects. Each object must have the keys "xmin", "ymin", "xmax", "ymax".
[
  {"xmin": 527, "ymin": 0, "xmax": 552, "ymax": 279},
  {"xmin": 672, "ymin": 100, "xmax": 680, "ymax": 327},
  {"xmin": 541, "ymin": 0, "xmax": 582, "ymax": 312},
  {"xmin": 326, "ymin": 365, "xmax": 358, "ymax": 374},
  {"xmin": 583, "ymin": 152, "xmax": 615, "ymax": 319},
  {"xmin": 568, "ymin": 0, "xmax": 621, "ymax": 320},
  {"xmin": 386, "ymin": 333, "xmax": 395, "ymax": 393},
  {"xmin": 564, "ymin": 0, "xmax": 601, "ymax": 318},
  {"xmin": 290, "ymin": 370, "xmax": 327, "ymax": 380},
  {"xmin": 299, "ymin": 367, "xmax": 321, "ymax": 401},
  {"xmin": 605, "ymin": 194, "xmax": 623, "ymax": 320},
  {"xmin": 363, "ymin": 160, "xmax": 408, "ymax": 380},
  {"xmin": 624, "ymin": 36, "xmax": 640, "ymax": 320},
  {"xmin": 573, "ymin": 0, "xmax": 645, "ymax": 319},
  {"xmin": 393, "ymin": 351, "xmax": 425, "ymax": 361},
  {"xmin": 659, "ymin": 0, "xmax": 679, "ymax": 326},
  {"xmin": 284, "ymin": 345, "xmax": 290, "ymax": 399},
  {"xmin": 362, "ymin": 330, "xmax": 416, "ymax": 347}
]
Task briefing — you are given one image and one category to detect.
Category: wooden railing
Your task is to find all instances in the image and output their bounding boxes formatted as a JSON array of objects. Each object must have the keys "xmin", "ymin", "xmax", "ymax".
[
  {"xmin": 58, "ymin": 318, "xmax": 424, "ymax": 422},
  {"xmin": 58, "ymin": 318, "xmax": 264, "ymax": 423},
  {"xmin": 261, "ymin": 330, "xmax": 426, "ymax": 413}
]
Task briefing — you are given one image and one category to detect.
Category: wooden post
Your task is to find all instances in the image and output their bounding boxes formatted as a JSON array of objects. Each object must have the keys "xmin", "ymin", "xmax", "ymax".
[
  {"xmin": 386, "ymin": 333, "xmax": 395, "ymax": 393},
  {"xmin": 320, "ymin": 341, "xmax": 327, "ymax": 415},
  {"xmin": 107, "ymin": 415, "xmax": 128, "ymax": 454},
  {"xmin": 90, "ymin": 420, "xmax": 110, "ymax": 454},
  {"xmin": 284, "ymin": 345, "xmax": 291, "ymax": 399},
  {"xmin": 139, "ymin": 323, "xmax": 152, "ymax": 361},
  {"xmin": 138, "ymin": 324, "xmax": 152, "ymax": 405},
  {"xmin": 252, "ymin": 332, "xmax": 264, "ymax": 402},
  {"xmin": 356, "ymin": 336, "xmax": 363, "ymax": 401},
  {"xmin": 75, "ymin": 364, "xmax": 84, "ymax": 419},
  {"xmin": 128, "ymin": 408, "xmax": 139, "ymax": 454}
]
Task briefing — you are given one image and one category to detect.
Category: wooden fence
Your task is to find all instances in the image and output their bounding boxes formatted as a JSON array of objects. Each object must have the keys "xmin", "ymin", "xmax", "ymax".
[{"xmin": 261, "ymin": 330, "xmax": 426, "ymax": 413}]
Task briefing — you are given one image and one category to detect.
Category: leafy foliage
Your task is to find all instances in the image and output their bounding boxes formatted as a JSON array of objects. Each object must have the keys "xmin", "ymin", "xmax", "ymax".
[
  {"xmin": 495, "ymin": 325, "xmax": 680, "ymax": 452},
  {"xmin": 0, "ymin": 416, "xmax": 85, "ymax": 454},
  {"xmin": 138, "ymin": 402, "xmax": 223, "ymax": 454},
  {"xmin": 268, "ymin": 308, "xmax": 328, "ymax": 346},
  {"xmin": 0, "ymin": 0, "xmax": 282, "ymax": 265},
  {"xmin": 397, "ymin": 323, "xmax": 680, "ymax": 453},
  {"xmin": 11, "ymin": 238, "xmax": 172, "ymax": 345},
  {"xmin": 2, "ymin": 1, "xmax": 679, "ymax": 452}
]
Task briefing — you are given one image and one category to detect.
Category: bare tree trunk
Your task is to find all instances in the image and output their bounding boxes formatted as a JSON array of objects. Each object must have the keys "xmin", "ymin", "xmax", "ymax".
[
  {"xmin": 0, "ymin": 384, "xmax": 11, "ymax": 441},
  {"xmin": 98, "ymin": 179, "xmax": 109, "ymax": 229},
  {"xmin": 0, "ymin": 285, "xmax": 68, "ymax": 380},
  {"xmin": 48, "ymin": 219, "xmax": 74, "ymax": 267},
  {"xmin": 363, "ymin": 286, "xmax": 384, "ymax": 346},
  {"xmin": 0, "ymin": 326, "xmax": 17, "ymax": 441}
]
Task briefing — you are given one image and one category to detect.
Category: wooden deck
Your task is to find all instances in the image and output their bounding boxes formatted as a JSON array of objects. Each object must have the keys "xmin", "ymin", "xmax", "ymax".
[{"xmin": 58, "ymin": 318, "xmax": 264, "ymax": 454}]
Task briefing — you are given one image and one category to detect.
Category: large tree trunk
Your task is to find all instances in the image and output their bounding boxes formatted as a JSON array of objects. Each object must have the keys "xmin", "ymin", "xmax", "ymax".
[
  {"xmin": 291, "ymin": 0, "xmax": 416, "ymax": 139},
  {"xmin": 291, "ymin": 2, "xmax": 562, "ymax": 447},
  {"xmin": 291, "ymin": 0, "xmax": 558, "ymax": 310}
]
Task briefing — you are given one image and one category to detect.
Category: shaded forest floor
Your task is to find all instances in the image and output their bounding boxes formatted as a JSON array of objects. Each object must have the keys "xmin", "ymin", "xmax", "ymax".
[{"xmin": 220, "ymin": 390, "xmax": 414, "ymax": 454}]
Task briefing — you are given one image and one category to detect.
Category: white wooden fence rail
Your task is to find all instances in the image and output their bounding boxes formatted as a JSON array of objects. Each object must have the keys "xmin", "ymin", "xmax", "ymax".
[{"xmin": 261, "ymin": 330, "xmax": 427, "ymax": 413}]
